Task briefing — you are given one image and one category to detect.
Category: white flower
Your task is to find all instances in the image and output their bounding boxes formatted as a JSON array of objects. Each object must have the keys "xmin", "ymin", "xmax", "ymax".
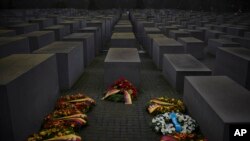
[
  {"xmin": 151, "ymin": 112, "xmax": 197, "ymax": 135},
  {"xmin": 155, "ymin": 126, "xmax": 159, "ymax": 131}
]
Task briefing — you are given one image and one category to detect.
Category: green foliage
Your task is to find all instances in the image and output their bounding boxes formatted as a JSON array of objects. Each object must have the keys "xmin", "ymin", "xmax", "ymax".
[{"xmin": 106, "ymin": 93, "xmax": 124, "ymax": 102}]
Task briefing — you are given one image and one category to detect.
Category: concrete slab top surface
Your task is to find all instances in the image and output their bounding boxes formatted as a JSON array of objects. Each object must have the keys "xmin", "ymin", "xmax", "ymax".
[
  {"xmin": 220, "ymin": 35, "xmax": 240, "ymax": 39},
  {"xmin": 111, "ymin": 32, "xmax": 135, "ymax": 39},
  {"xmin": 185, "ymin": 76, "xmax": 250, "ymax": 123},
  {"xmin": 141, "ymin": 21, "xmax": 154, "ymax": 24},
  {"xmin": 170, "ymin": 30, "xmax": 190, "ymax": 34},
  {"xmin": 184, "ymin": 29, "xmax": 202, "ymax": 33},
  {"xmin": 115, "ymin": 25, "xmax": 132, "ymax": 27},
  {"xmin": 0, "ymin": 36, "xmax": 27, "ymax": 46},
  {"xmin": 164, "ymin": 54, "xmax": 211, "ymax": 71},
  {"xmin": 154, "ymin": 38, "xmax": 182, "ymax": 46},
  {"xmin": 209, "ymin": 39, "xmax": 240, "ymax": 44},
  {"xmin": 63, "ymin": 33, "xmax": 94, "ymax": 39},
  {"xmin": 227, "ymin": 26, "xmax": 248, "ymax": 30},
  {"xmin": 144, "ymin": 27, "xmax": 161, "ymax": 32},
  {"xmin": 34, "ymin": 41, "xmax": 82, "ymax": 54},
  {"xmin": 81, "ymin": 27, "xmax": 99, "ymax": 31},
  {"xmin": 117, "ymin": 22, "xmax": 131, "ymax": 25},
  {"xmin": 105, "ymin": 48, "xmax": 140, "ymax": 63},
  {"xmin": 22, "ymin": 31, "xmax": 54, "ymax": 37},
  {"xmin": 196, "ymin": 27, "xmax": 210, "ymax": 30},
  {"xmin": 30, "ymin": 18, "xmax": 50, "ymax": 22},
  {"xmin": 87, "ymin": 20, "xmax": 103, "ymax": 24},
  {"xmin": 0, "ymin": 54, "xmax": 54, "ymax": 85},
  {"xmin": 163, "ymin": 25, "xmax": 178, "ymax": 29},
  {"xmin": 44, "ymin": 25, "xmax": 65, "ymax": 29},
  {"xmin": 206, "ymin": 30, "xmax": 224, "ymax": 34},
  {"xmin": 0, "ymin": 29, "xmax": 15, "ymax": 34},
  {"xmin": 8, "ymin": 23, "xmax": 37, "ymax": 28},
  {"xmin": 178, "ymin": 37, "xmax": 203, "ymax": 43},
  {"xmin": 219, "ymin": 47, "xmax": 250, "ymax": 61},
  {"xmin": 148, "ymin": 34, "xmax": 166, "ymax": 39},
  {"xmin": 60, "ymin": 20, "xmax": 78, "ymax": 24}
]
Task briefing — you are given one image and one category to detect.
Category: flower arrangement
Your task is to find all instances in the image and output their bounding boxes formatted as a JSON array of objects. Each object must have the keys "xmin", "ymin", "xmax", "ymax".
[
  {"xmin": 27, "ymin": 126, "xmax": 81, "ymax": 141},
  {"xmin": 42, "ymin": 119, "xmax": 83, "ymax": 130},
  {"xmin": 147, "ymin": 97, "xmax": 185, "ymax": 115},
  {"xmin": 102, "ymin": 77, "xmax": 137, "ymax": 104},
  {"xmin": 160, "ymin": 133, "xmax": 208, "ymax": 141},
  {"xmin": 28, "ymin": 93, "xmax": 96, "ymax": 141},
  {"xmin": 151, "ymin": 112, "xmax": 197, "ymax": 135},
  {"xmin": 57, "ymin": 93, "xmax": 96, "ymax": 113},
  {"xmin": 43, "ymin": 108, "xmax": 88, "ymax": 129}
]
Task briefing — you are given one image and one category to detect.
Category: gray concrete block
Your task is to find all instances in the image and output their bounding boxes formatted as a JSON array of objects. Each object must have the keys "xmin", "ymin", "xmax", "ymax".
[
  {"xmin": 214, "ymin": 47, "xmax": 250, "ymax": 90},
  {"xmin": 114, "ymin": 24, "xmax": 133, "ymax": 32},
  {"xmin": 43, "ymin": 25, "xmax": 70, "ymax": 41},
  {"xmin": 207, "ymin": 39, "xmax": 241, "ymax": 55},
  {"xmin": 87, "ymin": 20, "xmax": 105, "ymax": 47},
  {"xmin": 182, "ymin": 29, "xmax": 204, "ymax": 41},
  {"xmin": 21, "ymin": 31, "xmax": 55, "ymax": 52},
  {"xmin": 163, "ymin": 54, "xmax": 211, "ymax": 91},
  {"xmin": 0, "ymin": 30, "xmax": 16, "ymax": 37},
  {"xmin": 227, "ymin": 26, "xmax": 248, "ymax": 37},
  {"xmin": 244, "ymin": 32, "xmax": 250, "ymax": 38},
  {"xmin": 145, "ymin": 34, "xmax": 167, "ymax": 57},
  {"xmin": 29, "ymin": 18, "xmax": 54, "ymax": 29},
  {"xmin": 104, "ymin": 48, "xmax": 141, "ymax": 88},
  {"xmin": 47, "ymin": 15, "xmax": 63, "ymax": 25},
  {"xmin": 8, "ymin": 23, "xmax": 39, "ymax": 34},
  {"xmin": 152, "ymin": 38, "xmax": 184, "ymax": 69},
  {"xmin": 103, "ymin": 17, "xmax": 113, "ymax": 41},
  {"xmin": 0, "ymin": 37, "xmax": 30, "ymax": 58},
  {"xmin": 0, "ymin": 54, "xmax": 60, "ymax": 141},
  {"xmin": 205, "ymin": 30, "xmax": 226, "ymax": 43},
  {"xmin": 178, "ymin": 37, "xmax": 205, "ymax": 59},
  {"xmin": 236, "ymin": 37, "xmax": 250, "ymax": 50},
  {"xmin": 161, "ymin": 25, "xmax": 178, "ymax": 36},
  {"xmin": 214, "ymin": 25, "xmax": 228, "ymax": 32},
  {"xmin": 219, "ymin": 35, "xmax": 241, "ymax": 42},
  {"xmin": 59, "ymin": 20, "xmax": 81, "ymax": 33},
  {"xmin": 63, "ymin": 33, "xmax": 95, "ymax": 67},
  {"xmin": 111, "ymin": 32, "xmax": 138, "ymax": 48},
  {"xmin": 169, "ymin": 30, "xmax": 191, "ymax": 40},
  {"xmin": 78, "ymin": 27, "xmax": 101, "ymax": 55},
  {"xmin": 34, "ymin": 42, "xmax": 83, "ymax": 90},
  {"xmin": 183, "ymin": 76, "xmax": 250, "ymax": 141}
]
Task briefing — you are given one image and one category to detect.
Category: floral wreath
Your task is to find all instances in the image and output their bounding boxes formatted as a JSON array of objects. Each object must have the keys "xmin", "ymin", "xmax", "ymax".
[
  {"xmin": 147, "ymin": 97, "xmax": 185, "ymax": 115},
  {"xmin": 28, "ymin": 126, "xmax": 81, "ymax": 141},
  {"xmin": 28, "ymin": 93, "xmax": 96, "ymax": 141},
  {"xmin": 151, "ymin": 112, "xmax": 197, "ymax": 135},
  {"xmin": 57, "ymin": 93, "xmax": 96, "ymax": 113},
  {"xmin": 102, "ymin": 77, "xmax": 137, "ymax": 104},
  {"xmin": 160, "ymin": 133, "xmax": 207, "ymax": 141}
]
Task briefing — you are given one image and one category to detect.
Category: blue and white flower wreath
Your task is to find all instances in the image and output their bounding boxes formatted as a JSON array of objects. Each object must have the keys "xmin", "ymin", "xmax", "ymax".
[{"xmin": 151, "ymin": 112, "xmax": 197, "ymax": 135}]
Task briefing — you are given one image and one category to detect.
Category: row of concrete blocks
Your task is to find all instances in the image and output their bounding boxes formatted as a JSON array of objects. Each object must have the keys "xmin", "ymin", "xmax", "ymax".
[
  {"xmin": 103, "ymin": 46, "xmax": 250, "ymax": 141},
  {"xmin": 129, "ymin": 12, "xmax": 250, "ymax": 50},
  {"xmin": 130, "ymin": 10, "xmax": 250, "ymax": 30},
  {"xmin": 0, "ymin": 13, "xmax": 118, "ymax": 46},
  {"xmin": 0, "ymin": 14, "xmax": 121, "ymax": 58},
  {"xmin": 150, "ymin": 35, "xmax": 250, "ymax": 90},
  {"xmin": 110, "ymin": 18, "xmax": 139, "ymax": 48},
  {"xmin": 0, "ymin": 14, "xmax": 120, "ymax": 141},
  {"xmin": 130, "ymin": 11, "xmax": 250, "ymax": 141},
  {"xmin": 130, "ymin": 17, "xmax": 249, "ymax": 65},
  {"xmin": 153, "ymin": 42, "xmax": 250, "ymax": 141},
  {"xmin": 0, "ymin": 33, "xmax": 99, "ymax": 140},
  {"xmin": 129, "ymin": 12, "xmax": 250, "ymax": 92}
]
